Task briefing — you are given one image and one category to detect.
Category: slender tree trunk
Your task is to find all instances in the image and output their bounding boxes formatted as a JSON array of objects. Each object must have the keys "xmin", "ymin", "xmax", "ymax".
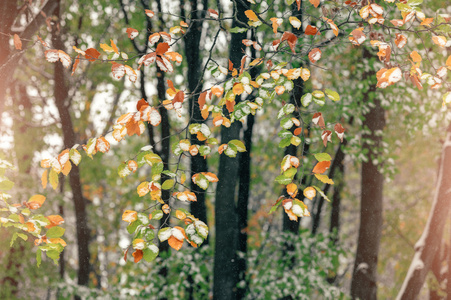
[
  {"xmin": 396, "ymin": 123, "xmax": 451, "ymax": 300},
  {"xmin": 429, "ymin": 243, "xmax": 443, "ymax": 300},
  {"xmin": 282, "ymin": 0, "xmax": 304, "ymax": 234},
  {"xmin": 350, "ymin": 49, "xmax": 385, "ymax": 300},
  {"xmin": 183, "ymin": 0, "xmax": 209, "ymax": 228},
  {"xmin": 51, "ymin": 1, "xmax": 91, "ymax": 289},
  {"xmin": 329, "ymin": 142, "xmax": 345, "ymax": 245},
  {"xmin": 213, "ymin": 1, "xmax": 246, "ymax": 298}
]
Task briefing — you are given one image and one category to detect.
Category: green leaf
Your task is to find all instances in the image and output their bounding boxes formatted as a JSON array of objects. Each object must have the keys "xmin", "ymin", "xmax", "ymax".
[
  {"xmin": 199, "ymin": 145, "xmax": 211, "ymax": 156},
  {"xmin": 407, "ymin": 0, "xmax": 422, "ymax": 6},
  {"xmin": 301, "ymin": 93, "xmax": 312, "ymax": 107},
  {"xmin": 17, "ymin": 233, "xmax": 28, "ymax": 242},
  {"xmin": 10, "ymin": 232, "xmax": 19, "ymax": 247},
  {"xmin": 290, "ymin": 136, "xmax": 301, "ymax": 146},
  {"xmin": 314, "ymin": 153, "xmax": 332, "ymax": 162},
  {"xmin": 46, "ymin": 226, "xmax": 65, "ymax": 238},
  {"xmin": 0, "ymin": 178, "xmax": 14, "ymax": 191},
  {"xmin": 283, "ymin": 167, "xmax": 297, "ymax": 178},
  {"xmin": 280, "ymin": 117, "xmax": 294, "ymax": 129},
  {"xmin": 313, "ymin": 97, "xmax": 325, "ymax": 106},
  {"xmin": 143, "ymin": 245, "xmax": 159, "ymax": 262},
  {"xmin": 152, "ymin": 162, "xmax": 164, "ymax": 177},
  {"xmin": 36, "ymin": 248, "xmax": 42, "ymax": 267},
  {"xmin": 46, "ymin": 250, "xmax": 60, "ymax": 265},
  {"xmin": 151, "ymin": 209, "xmax": 163, "ymax": 220},
  {"xmin": 279, "ymin": 137, "xmax": 292, "ymax": 148},
  {"xmin": 117, "ymin": 163, "xmax": 131, "ymax": 178},
  {"xmin": 229, "ymin": 27, "xmax": 248, "ymax": 33},
  {"xmin": 269, "ymin": 199, "xmax": 283, "ymax": 214},
  {"xmin": 162, "ymin": 179, "xmax": 175, "ymax": 190},
  {"xmin": 127, "ymin": 220, "xmax": 141, "ymax": 234},
  {"xmin": 396, "ymin": 3, "xmax": 412, "ymax": 12},
  {"xmin": 313, "ymin": 186, "xmax": 331, "ymax": 202},
  {"xmin": 325, "ymin": 89, "xmax": 340, "ymax": 101},
  {"xmin": 229, "ymin": 140, "xmax": 246, "ymax": 152},
  {"xmin": 162, "ymin": 170, "xmax": 177, "ymax": 178},
  {"xmin": 275, "ymin": 175, "xmax": 292, "ymax": 185}
]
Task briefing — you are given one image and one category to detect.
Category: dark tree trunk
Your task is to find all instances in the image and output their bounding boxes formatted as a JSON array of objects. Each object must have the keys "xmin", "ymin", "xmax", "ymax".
[
  {"xmin": 213, "ymin": 1, "xmax": 247, "ymax": 298},
  {"xmin": 51, "ymin": 1, "xmax": 91, "ymax": 289},
  {"xmin": 182, "ymin": 0, "xmax": 209, "ymax": 228},
  {"xmin": 282, "ymin": 1, "xmax": 304, "ymax": 234},
  {"xmin": 397, "ymin": 123, "xmax": 451, "ymax": 300},
  {"xmin": 329, "ymin": 141, "xmax": 345, "ymax": 245},
  {"xmin": 350, "ymin": 49, "xmax": 385, "ymax": 300}
]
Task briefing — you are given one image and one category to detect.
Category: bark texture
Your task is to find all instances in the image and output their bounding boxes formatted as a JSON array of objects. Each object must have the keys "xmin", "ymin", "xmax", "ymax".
[
  {"xmin": 213, "ymin": 1, "xmax": 246, "ymax": 298},
  {"xmin": 350, "ymin": 65, "xmax": 385, "ymax": 299}
]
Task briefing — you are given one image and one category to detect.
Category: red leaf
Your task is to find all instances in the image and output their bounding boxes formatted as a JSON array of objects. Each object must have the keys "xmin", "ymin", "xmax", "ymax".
[
  {"xmin": 281, "ymin": 32, "xmax": 297, "ymax": 53},
  {"xmin": 126, "ymin": 28, "xmax": 139, "ymax": 40},
  {"xmin": 312, "ymin": 112, "xmax": 325, "ymax": 128},
  {"xmin": 198, "ymin": 91, "xmax": 207, "ymax": 110},
  {"xmin": 137, "ymin": 98, "xmax": 149, "ymax": 111},
  {"xmin": 71, "ymin": 54, "xmax": 80, "ymax": 76},
  {"xmin": 305, "ymin": 25, "xmax": 320, "ymax": 36},
  {"xmin": 334, "ymin": 123, "xmax": 345, "ymax": 142},
  {"xmin": 228, "ymin": 59, "xmax": 234, "ymax": 71}
]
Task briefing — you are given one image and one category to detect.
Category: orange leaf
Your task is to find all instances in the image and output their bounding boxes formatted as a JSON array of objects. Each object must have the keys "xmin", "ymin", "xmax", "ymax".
[
  {"xmin": 303, "ymin": 187, "xmax": 316, "ymax": 200},
  {"xmin": 46, "ymin": 215, "xmax": 65, "ymax": 228},
  {"xmin": 198, "ymin": 91, "xmax": 207, "ymax": 110},
  {"xmin": 244, "ymin": 10, "xmax": 258, "ymax": 22},
  {"xmin": 71, "ymin": 54, "xmax": 80, "ymax": 76},
  {"xmin": 156, "ymin": 42, "xmax": 170, "ymax": 55},
  {"xmin": 126, "ymin": 28, "xmax": 139, "ymax": 40},
  {"xmin": 312, "ymin": 161, "xmax": 331, "ymax": 174},
  {"xmin": 27, "ymin": 195, "xmax": 46, "ymax": 209},
  {"xmin": 128, "ymin": 160, "xmax": 138, "ymax": 172},
  {"xmin": 62, "ymin": 160, "xmax": 72, "ymax": 176},
  {"xmin": 84, "ymin": 48, "xmax": 100, "ymax": 62},
  {"xmin": 13, "ymin": 34, "xmax": 22, "ymax": 50},
  {"xmin": 226, "ymin": 100, "xmax": 235, "ymax": 113},
  {"xmin": 293, "ymin": 127, "xmax": 303, "ymax": 136},
  {"xmin": 410, "ymin": 51, "xmax": 421, "ymax": 63},
  {"xmin": 145, "ymin": 9, "xmax": 155, "ymax": 18},
  {"xmin": 168, "ymin": 236, "xmax": 184, "ymax": 251},
  {"xmin": 132, "ymin": 249, "xmax": 143, "ymax": 263},
  {"xmin": 446, "ymin": 55, "xmax": 451, "ymax": 70},
  {"xmin": 122, "ymin": 210, "xmax": 138, "ymax": 223},
  {"xmin": 309, "ymin": 0, "xmax": 320, "ymax": 8},
  {"xmin": 41, "ymin": 170, "xmax": 48, "ymax": 189},
  {"xmin": 305, "ymin": 25, "xmax": 319, "ymax": 36},
  {"xmin": 286, "ymin": 183, "xmax": 298, "ymax": 197},
  {"xmin": 308, "ymin": 48, "xmax": 321, "ymax": 63}
]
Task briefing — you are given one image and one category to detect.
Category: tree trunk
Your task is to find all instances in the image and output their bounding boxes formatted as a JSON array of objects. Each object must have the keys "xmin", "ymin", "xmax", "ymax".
[
  {"xmin": 396, "ymin": 123, "xmax": 451, "ymax": 300},
  {"xmin": 329, "ymin": 142, "xmax": 345, "ymax": 245},
  {"xmin": 183, "ymin": 0, "xmax": 209, "ymax": 228},
  {"xmin": 350, "ymin": 49, "xmax": 385, "ymax": 299},
  {"xmin": 51, "ymin": 1, "xmax": 91, "ymax": 289},
  {"xmin": 213, "ymin": 1, "xmax": 246, "ymax": 298}
]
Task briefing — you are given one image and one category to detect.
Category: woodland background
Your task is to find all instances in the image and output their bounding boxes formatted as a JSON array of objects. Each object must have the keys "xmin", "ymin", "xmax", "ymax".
[{"xmin": 0, "ymin": 0, "xmax": 450, "ymax": 299}]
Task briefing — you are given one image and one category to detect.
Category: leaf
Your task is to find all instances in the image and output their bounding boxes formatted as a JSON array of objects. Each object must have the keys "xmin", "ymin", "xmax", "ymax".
[
  {"xmin": 228, "ymin": 140, "xmax": 246, "ymax": 152},
  {"xmin": 143, "ymin": 245, "xmax": 159, "ymax": 262},
  {"xmin": 84, "ymin": 48, "xmax": 101, "ymax": 62},
  {"xmin": 305, "ymin": 25, "xmax": 319, "ymax": 36},
  {"xmin": 312, "ymin": 161, "xmax": 331, "ymax": 174},
  {"xmin": 325, "ymin": 89, "xmax": 340, "ymax": 101},
  {"xmin": 28, "ymin": 195, "xmax": 46, "ymax": 209},
  {"xmin": 122, "ymin": 210, "xmax": 138, "ymax": 223},
  {"xmin": 230, "ymin": 27, "xmax": 248, "ymax": 33},
  {"xmin": 0, "ymin": 178, "xmax": 14, "ymax": 191},
  {"xmin": 275, "ymin": 175, "xmax": 292, "ymax": 185},
  {"xmin": 314, "ymin": 174, "xmax": 334, "ymax": 184},
  {"xmin": 13, "ymin": 34, "xmax": 22, "ymax": 50},
  {"xmin": 303, "ymin": 187, "xmax": 316, "ymax": 200},
  {"xmin": 301, "ymin": 93, "xmax": 312, "ymax": 107},
  {"xmin": 46, "ymin": 226, "xmax": 65, "ymax": 239},
  {"xmin": 313, "ymin": 186, "xmax": 331, "ymax": 202},
  {"xmin": 158, "ymin": 227, "xmax": 172, "ymax": 242},
  {"xmin": 244, "ymin": 10, "xmax": 258, "ymax": 22},
  {"xmin": 36, "ymin": 248, "xmax": 42, "ymax": 267},
  {"xmin": 289, "ymin": 16, "xmax": 302, "ymax": 29},
  {"xmin": 168, "ymin": 236, "xmax": 184, "ymax": 251},
  {"xmin": 309, "ymin": 0, "xmax": 320, "ymax": 8},
  {"xmin": 162, "ymin": 179, "xmax": 175, "ymax": 190},
  {"xmin": 314, "ymin": 153, "xmax": 332, "ymax": 162},
  {"xmin": 132, "ymin": 249, "xmax": 143, "ymax": 263}
]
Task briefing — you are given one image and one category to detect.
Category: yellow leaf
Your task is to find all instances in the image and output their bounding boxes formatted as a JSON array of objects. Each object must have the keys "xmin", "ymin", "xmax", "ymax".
[
  {"xmin": 244, "ymin": 10, "xmax": 258, "ymax": 22},
  {"xmin": 100, "ymin": 43, "xmax": 114, "ymax": 53},
  {"xmin": 289, "ymin": 16, "xmax": 302, "ymax": 29},
  {"xmin": 303, "ymin": 187, "xmax": 316, "ymax": 200},
  {"xmin": 122, "ymin": 210, "xmax": 138, "ymax": 223},
  {"xmin": 28, "ymin": 195, "xmax": 46, "ymax": 210},
  {"xmin": 41, "ymin": 170, "xmax": 48, "ymax": 189},
  {"xmin": 314, "ymin": 174, "xmax": 334, "ymax": 185}
]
